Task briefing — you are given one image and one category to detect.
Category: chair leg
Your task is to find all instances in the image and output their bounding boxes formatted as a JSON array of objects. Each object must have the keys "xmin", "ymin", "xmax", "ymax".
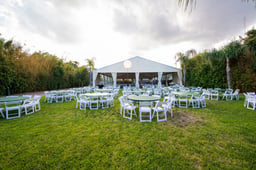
[
  {"xmin": 130, "ymin": 110, "xmax": 133, "ymax": 120},
  {"xmin": 123, "ymin": 108, "xmax": 130, "ymax": 120},
  {"xmin": 140, "ymin": 112, "xmax": 152, "ymax": 122},
  {"xmin": 6, "ymin": 107, "xmax": 21, "ymax": 119},
  {"xmin": 247, "ymin": 102, "xmax": 256, "ymax": 110},
  {"xmin": 0, "ymin": 110, "xmax": 4, "ymax": 118},
  {"xmin": 157, "ymin": 111, "xmax": 167, "ymax": 122}
]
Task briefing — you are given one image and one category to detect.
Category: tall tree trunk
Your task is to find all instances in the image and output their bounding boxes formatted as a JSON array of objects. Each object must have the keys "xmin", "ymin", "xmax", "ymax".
[
  {"xmin": 226, "ymin": 57, "xmax": 231, "ymax": 89},
  {"xmin": 183, "ymin": 65, "xmax": 186, "ymax": 86},
  {"xmin": 89, "ymin": 68, "xmax": 91, "ymax": 87}
]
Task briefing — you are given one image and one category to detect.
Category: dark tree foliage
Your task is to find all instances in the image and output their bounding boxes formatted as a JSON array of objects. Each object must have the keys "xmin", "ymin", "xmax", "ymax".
[
  {"xmin": 185, "ymin": 29, "xmax": 256, "ymax": 92},
  {"xmin": 0, "ymin": 37, "xmax": 90, "ymax": 95}
]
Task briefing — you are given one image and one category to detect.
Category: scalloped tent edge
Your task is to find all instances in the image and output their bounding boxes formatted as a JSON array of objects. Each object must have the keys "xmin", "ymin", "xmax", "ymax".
[{"xmin": 93, "ymin": 56, "xmax": 182, "ymax": 88}]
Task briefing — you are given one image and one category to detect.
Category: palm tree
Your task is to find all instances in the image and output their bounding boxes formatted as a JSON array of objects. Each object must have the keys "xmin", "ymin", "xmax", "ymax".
[
  {"xmin": 85, "ymin": 57, "xmax": 96, "ymax": 87},
  {"xmin": 206, "ymin": 41, "xmax": 244, "ymax": 89},
  {"xmin": 175, "ymin": 52, "xmax": 188, "ymax": 85},
  {"xmin": 175, "ymin": 49, "xmax": 197, "ymax": 86},
  {"xmin": 177, "ymin": 0, "xmax": 196, "ymax": 11},
  {"xmin": 0, "ymin": 38, "xmax": 13, "ymax": 58},
  {"xmin": 185, "ymin": 49, "xmax": 197, "ymax": 58},
  {"xmin": 223, "ymin": 41, "xmax": 244, "ymax": 89}
]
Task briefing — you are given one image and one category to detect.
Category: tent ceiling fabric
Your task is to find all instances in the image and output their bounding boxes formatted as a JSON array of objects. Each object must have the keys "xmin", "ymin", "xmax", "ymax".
[{"xmin": 96, "ymin": 56, "xmax": 180, "ymax": 73}]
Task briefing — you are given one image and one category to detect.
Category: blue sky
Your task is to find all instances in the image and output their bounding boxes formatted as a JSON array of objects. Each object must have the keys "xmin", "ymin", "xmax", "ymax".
[{"xmin": 0, "ymin": 0, "xmax": 255, "ymax": 68}]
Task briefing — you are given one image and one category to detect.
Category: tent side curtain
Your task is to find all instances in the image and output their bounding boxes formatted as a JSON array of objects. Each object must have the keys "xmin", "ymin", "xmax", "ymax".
[
  {"xmin": 111, "ymin": 72, "xmax": 117, "ymax": 88},
  {"xmin": 158, "ymin": 72, "xmax": 163, "ymax": 88},
  {"xmin": 135, "ymin": 72, "xmax": 139, "ymax": 88},
  {"xmin": 93, "ymin": 71, "xmax": 98, "ymax": 87}
]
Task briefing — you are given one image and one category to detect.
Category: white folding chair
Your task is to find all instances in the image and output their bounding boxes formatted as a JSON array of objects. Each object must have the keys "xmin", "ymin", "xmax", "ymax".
[
  {"xmin": 189, "ymin": 95, "xmax": 201, "ymax": 108},
  {"xmin": 44, "ymin": 91, "xmax": 52, "ymax": 102},
  {"xmin": 89, "ymin": 96, "xmax": 99, "ymax": 110},
  {"xmin": 139, "ymin": 102, "xmax": 152, "ymax": 122},
  {"xmin": 55, "ymin": 94, "xmax": 64, "ymax": 103},
  {"xmin": 152, "ymin": 101, "xmax": 168, "ymax": 122},
  {"xmin": 179, "ymin": 95, "xmax": 188, "ymax": 108},
  {"xmin": 118, "ymin": 96, "xmax": 125, "ymax": 115},
  {"xmin": 99, "ymin": 96, "xmax": 109, "ymax": 109},
  {"xmin": 21, "ymin": 99, "xmax": 35, "ymax": 115},
  {"xmin": 211, "ymin": 90, "xmax": 219, "ymax": 100},
  {"xmin": 5, "ymin": 101, "xmax": 22, "ymax": 119},
  {"xmin": 47, "ymin": 93, "xmax": 56, "ymax": 103},
  {"xmin": 64, "ymin": 92, "xmax": 72, "ymax": 102},
  {"xmin": 167, "ymin": 100, "xmax": 173, "ymax": 117},
  {"xmin": 199, "ymin": 95, "xmax": 206, "ymax": 108},
  {"xmin": 170, "ymin": 94, "xmax": 178, "ymax": 107},
  {"xmin": 231, "ymin": 89, "xmax": 240, "ymax": 100},
  {"xmin": 247, "ymin": 95, "xmax": 256, "ymax": 110},
  {"xmin": 33, "ymin": 95, "xmax": 41, "ymax": 111},
  {"xmin": 107, "ymin": 94, "xmax": 114, "ymax": 107},
  {"xmin": 75, "ymin": 96, "xmax": 82, "ymax": 109},
  {"xmin": 243, "ymin": 93, "xmax": 249, "ymax": 107},
  {"xmin": 70, "ymin": 90, "xmax": 77, "ymax": 101},
  {"xmin": 123, "ymin": 102, "xmax": 137, "ymax": 120},
  {"xmin": 80, "ymin": 97, "xmax": 90, "ymax": 110},
  {"xmin": 222, "ymin": 89, "xmax": 233, "ymax": 101},
  {"xmin": 201, "ymin": 89, "xmax": 210, "ymax": 100}
]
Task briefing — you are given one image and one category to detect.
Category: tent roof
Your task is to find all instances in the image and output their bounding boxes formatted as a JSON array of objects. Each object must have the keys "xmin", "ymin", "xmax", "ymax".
[{"xmin": 96, "ymin": 56, "xmax": 180, "ymax": 73}]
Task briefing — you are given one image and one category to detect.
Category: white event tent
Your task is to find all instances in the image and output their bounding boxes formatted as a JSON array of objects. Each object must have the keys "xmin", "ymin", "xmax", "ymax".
[{"xmin": 93, "ymin": 56, "xmax": 182, "ymax": 88}]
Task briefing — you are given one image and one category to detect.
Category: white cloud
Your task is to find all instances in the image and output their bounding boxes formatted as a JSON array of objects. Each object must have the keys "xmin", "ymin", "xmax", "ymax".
[{"xmin": 0, "ymin": 0, "xmax": 256, "ymax": 68}]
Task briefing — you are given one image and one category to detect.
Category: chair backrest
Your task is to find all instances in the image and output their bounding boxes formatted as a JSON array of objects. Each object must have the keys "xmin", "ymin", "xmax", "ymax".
[
  {"xmin": 80, "ymin": 95, "xmax": 88, "ymax": 100},
  {"xmin": 233, "ymin": 89, "xmax": 240, "ymax": 95},
  {"xmin": 200, "ymin": 94, "xmax": 206, "ymax": 99},
  {"xmin": 155, "ymin": 101, "xmax": 168, "ymax": 110},
  {"xmin": 5, "ymin": 100, "xmax": 22, "ymax": 107},
  {"xmin": 23, "ymin": 95, "xmax": 32, "ymax": 98},
  {"xmin": 248, "ymin": 95, "xmax": 256, "ymax": 101},
  {"xmin": 211, "ymin": 90, "xmax": 218, "ymax": 95},
  {"xmin": 207, "ymin": 88, "xmax": 213, "ymax": 92},
  {"xmin": 89, "ymin": 96, "xmax": 98, "ymax": 101},
  {"xmin": 34, "ymin": 95, "xmax": 41, "ymax": 99},
  {"xmin": 225, "ymin": 89, "xmax": 233, "ymax": 94},
  {"xmin": 202, "ymin": 89, "xmax": 209, "ymax": 95},
  {"xmin": 247, "ymin": 92, "xmax": 255, "ymax": 95},
  {"xmin": 179, "ymin": 95, "xmax": 188, "ymax": 100},
  {"xmin": 33, "ymin": 96, "xmax": 41, "ymax": 103},
  {"xmin": 23, "ymin": 98, "xmax": 34, "ymax": 105},
  {"xmin": 191, "ymin": 95, "xmax": 200, "ymax": 100},
  {"xmin": 139, "ymin": 102, "xmax": 152, "ymax": 108},
  {"xmin": 80, "ymin": 97, "xmax": 89, "ymax": 102}
]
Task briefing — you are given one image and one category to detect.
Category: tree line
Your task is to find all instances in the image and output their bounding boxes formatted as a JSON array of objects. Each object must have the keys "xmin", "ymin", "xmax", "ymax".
[
  {"xmin": 176, "ymin": 28, "xmax": 256, "ymax": 92},
  {"xmin": 0, "ymin": 36, "xmax": 91, "ymax": 95}
]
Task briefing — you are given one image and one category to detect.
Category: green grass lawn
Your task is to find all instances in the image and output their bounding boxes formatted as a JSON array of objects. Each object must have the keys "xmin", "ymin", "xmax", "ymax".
[{"xmin": 0, "ymin": 95, "xmax": 255, "ymax": 169}]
